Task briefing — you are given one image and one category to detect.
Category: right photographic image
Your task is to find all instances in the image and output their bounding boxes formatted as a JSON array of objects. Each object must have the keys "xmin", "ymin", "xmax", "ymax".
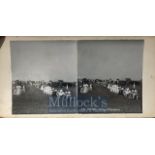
[{"xmin": 78, "ymin": 40, "xmax": 144, "ymax": 113}]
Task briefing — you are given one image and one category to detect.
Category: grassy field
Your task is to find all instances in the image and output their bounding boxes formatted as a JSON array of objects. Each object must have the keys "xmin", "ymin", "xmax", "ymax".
[
  {"xmin": 13, "ymin": 85, "xmax": 77, "ymax": 114},
  {"xmin": 13, "ymin": 84, "xmax": 142, "ymax": 114},
  {"xmin": 78, "ymin": 84, "xmax": 142, "ymax": 113},
  {"xmin": 13, "ymin": 86, "xmax": 49, "ymax": 114}
]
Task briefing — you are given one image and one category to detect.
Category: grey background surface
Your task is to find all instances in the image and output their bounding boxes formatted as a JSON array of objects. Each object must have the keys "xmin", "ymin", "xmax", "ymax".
[
  {"xmin": 11, "ymin": 41, "xmax": 77, "ymax": 82},
  {"xmin": 11, "ymin": 40, "xmax": 143, "ymax": 81},
  {"xmin": 78, "ymin": 40, "xmax": 144, "ymax": 80}
]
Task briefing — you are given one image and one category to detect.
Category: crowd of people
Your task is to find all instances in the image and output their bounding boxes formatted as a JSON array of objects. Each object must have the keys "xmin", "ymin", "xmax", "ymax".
[
  {"xmin": 40, "ymin": 83, "xmax": 72, "ymax": 97},
  {"xmin": 107, "ymin": 83, "xmax": 139, "ymax": 100},
  {"xmin": 78, "ymin": 78, "xmax": 140, "ymax": 100},
  {"xmin": 13, "ymin": 79, "xmax": 140, "ymax": 101},
  {"xmin": 12, "ymin": 80, "xmax": 73, "ymax": 97}
]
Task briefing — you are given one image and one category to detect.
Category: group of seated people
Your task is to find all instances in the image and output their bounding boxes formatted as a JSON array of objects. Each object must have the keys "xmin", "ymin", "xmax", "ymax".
[
  {"xmin": 107, "ymin": 83, "xmax": 139, "ymax": 100},
  {"xmin": 40, "ymin": 84, "xmax": 72, "ymax": 97}
]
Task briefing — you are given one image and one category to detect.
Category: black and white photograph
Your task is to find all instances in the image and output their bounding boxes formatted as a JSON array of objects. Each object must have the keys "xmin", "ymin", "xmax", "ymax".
[
  {"xmin": 11, "ymin": 40, "xmax": 143, "ymax": 114},
  {"xmin": 11, "ymin": 41, "xmax": 78, "ymax": 114},
  {"xmin": 78, "ymin": 40, "xmax": 143, "ymax": 113}
]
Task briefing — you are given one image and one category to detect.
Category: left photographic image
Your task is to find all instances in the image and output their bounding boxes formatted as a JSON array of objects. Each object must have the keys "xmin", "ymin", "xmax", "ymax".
[{"xmin": 11, "ymin": 41, "xmax": 78, "ymax": 114}]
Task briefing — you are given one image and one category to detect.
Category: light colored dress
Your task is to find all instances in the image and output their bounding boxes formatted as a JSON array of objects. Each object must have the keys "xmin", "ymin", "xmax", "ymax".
[
  {"xmin": 14, "ymin": 85, "xmax": 22, "ymax": 95},
  {"xmin": 81, "ymin": 84, "xmax": 89, "ymax": 94},
  {"xmin": 43, "ymin": 86, "xmax": 53, "ymax": 95}
]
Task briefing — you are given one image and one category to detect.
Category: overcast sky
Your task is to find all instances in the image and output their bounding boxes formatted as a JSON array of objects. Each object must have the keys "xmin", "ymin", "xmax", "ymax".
[
  {"xmin": 78, "ymin": 40, "xmax": 144, "ymax": 80},
  {"xmin": 11, "ymin": 41, "xmax": 77, "ymax": 81},
  {"xmin": 11, "ymin": 40, "xmax": 143, "ymax": 81}
]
